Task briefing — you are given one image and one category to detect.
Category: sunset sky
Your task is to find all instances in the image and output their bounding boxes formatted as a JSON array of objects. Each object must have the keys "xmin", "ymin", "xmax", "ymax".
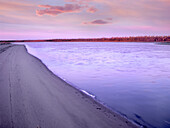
[{"xmin": 0, "ymin": 0, "xmax": 170, "ymax": 40}]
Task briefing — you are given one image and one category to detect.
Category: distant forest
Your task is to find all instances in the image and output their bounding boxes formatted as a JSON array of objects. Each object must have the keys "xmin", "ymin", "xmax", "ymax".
[{"xmin": 0, "ymin": 36, "xmax": 170, "ymax": 43}]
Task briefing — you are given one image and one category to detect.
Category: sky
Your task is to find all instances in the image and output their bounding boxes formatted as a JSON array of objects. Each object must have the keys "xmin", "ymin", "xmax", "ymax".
[{"xmin": 0, "ymin": 0, "xmax": 170, "ymax": 40}]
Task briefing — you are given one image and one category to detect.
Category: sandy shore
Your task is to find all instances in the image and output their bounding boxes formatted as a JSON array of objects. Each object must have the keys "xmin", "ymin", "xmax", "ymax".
[{"xmin": 0, "ymin": 44, "xmax": 138, "ymax": 128}]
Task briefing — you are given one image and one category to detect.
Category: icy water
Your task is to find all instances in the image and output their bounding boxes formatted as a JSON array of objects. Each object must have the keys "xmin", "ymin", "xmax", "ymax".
[{"xmin": 20, "ymin": 42, "xmax": 170, "ymax": 128}]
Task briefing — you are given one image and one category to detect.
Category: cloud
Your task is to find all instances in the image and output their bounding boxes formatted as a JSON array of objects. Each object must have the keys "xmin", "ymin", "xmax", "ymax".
[
  {"xmin": 87, "ymin": 7, "xmax": 97, "ymax": 13},
  {"xmin": 83, "ymin": 19, "xmax": 110, "ymax": 25},
  {"xmin": 65, "ymin": 0, "xmax": 98, "ymax": 12},
  {"xmin": 36, "ymin": 4, "xmax": 82, "ymax": 16}
]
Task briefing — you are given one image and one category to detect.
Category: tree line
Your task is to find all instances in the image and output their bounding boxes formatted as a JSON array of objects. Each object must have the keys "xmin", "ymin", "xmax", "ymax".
[{"xmin": 0, "ymin": 36, "xmax": 170, "ymax": 43}]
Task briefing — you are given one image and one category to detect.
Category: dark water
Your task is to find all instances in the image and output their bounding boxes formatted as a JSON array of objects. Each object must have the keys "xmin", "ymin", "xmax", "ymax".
[{"xmin": 19, "ymin": 42, "xmax": 170, "ymax": 128}]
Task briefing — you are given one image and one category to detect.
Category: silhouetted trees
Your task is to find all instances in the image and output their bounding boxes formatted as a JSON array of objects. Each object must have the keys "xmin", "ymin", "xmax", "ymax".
[{"xmin": 0, "ymin": 36, "xmax": 170, "ymax": 43}]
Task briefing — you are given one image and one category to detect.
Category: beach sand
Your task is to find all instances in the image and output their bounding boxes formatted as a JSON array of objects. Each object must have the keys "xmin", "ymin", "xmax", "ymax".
[{"xmin": 0, "ymin": 44, "xmax": 139, "ymax": 128}]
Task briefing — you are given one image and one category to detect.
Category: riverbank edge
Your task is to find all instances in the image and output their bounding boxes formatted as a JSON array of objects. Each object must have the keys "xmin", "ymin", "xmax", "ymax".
[
  {"xmin": 22, "ymin": 43, "xmax": 141, "ymax": 128},
  {"xmin": 0, "ymin": 43, "xmax": 140, "ymax": 128}
]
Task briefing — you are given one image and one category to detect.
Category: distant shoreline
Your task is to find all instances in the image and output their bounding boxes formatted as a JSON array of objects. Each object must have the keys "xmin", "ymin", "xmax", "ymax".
[{"xmin": 0, "ymin": 36, "xmax": 170, "ymax": 43}]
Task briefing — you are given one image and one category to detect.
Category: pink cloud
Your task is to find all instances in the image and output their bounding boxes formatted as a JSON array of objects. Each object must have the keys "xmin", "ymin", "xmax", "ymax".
[
  {"xmin": 87, "ymin": 6, "xmax": 98, "ymax": 13},
  {"xmin": 36, "ymin": 4, "xmax": 82, "ymax": 16},
  {"xmin": 65, "ymin": 0, "xmax": 98, "ymax": 12},
  {"xmin": 83, "ymin": 19, "xmax": 110, "ymax": 25}
]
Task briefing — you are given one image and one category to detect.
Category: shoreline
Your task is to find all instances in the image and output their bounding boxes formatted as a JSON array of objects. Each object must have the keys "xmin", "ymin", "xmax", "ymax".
[
  {"xmin": 23, "ymin": 43, "xmax": 140, "ymax": 126},
  {"xmin": 52, "ymin": 75, "xmax": 138, "ymax": 126},
  {"xmin": 0, "ymin": 44, "xmax": 139, "ymax": 128}
]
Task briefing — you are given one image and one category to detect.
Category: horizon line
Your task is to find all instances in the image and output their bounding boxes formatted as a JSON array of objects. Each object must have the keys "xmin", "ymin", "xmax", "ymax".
[{"xmin": 0, "ymin": 35, "xmax": 170, "ymax": 42}]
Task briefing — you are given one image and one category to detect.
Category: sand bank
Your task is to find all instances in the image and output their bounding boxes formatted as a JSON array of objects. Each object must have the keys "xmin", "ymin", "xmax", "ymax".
[{"xmin": 0, "ymin": 44, "xmax": 138, "ymax": 128}]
